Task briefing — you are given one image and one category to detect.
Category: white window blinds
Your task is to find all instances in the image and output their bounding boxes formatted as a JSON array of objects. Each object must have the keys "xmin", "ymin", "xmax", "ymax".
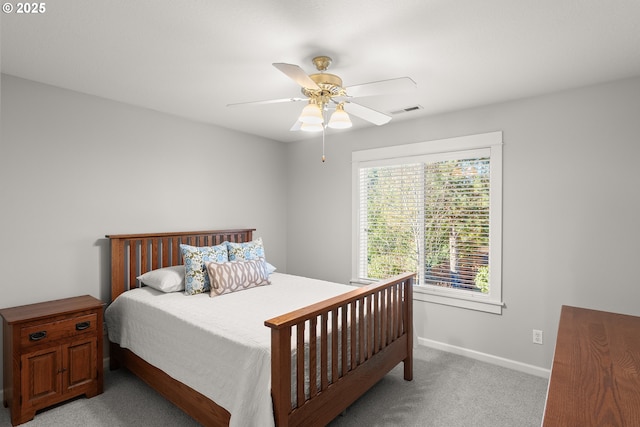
[
  {"xmin": 422, "ymin": 156, "xmax": 490, "ymax": 291},
  {"xmin": 352, "ymin": 132, "xmax": 503, "ymax": 313},
  {"xmin": 358, "ymin": 163, "xmax": 424, "ymax": 281}
]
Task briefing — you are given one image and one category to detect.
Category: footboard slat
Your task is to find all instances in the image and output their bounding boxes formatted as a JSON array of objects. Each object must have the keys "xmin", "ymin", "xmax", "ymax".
[
  {"xmin": 367, "ymin": 295, "xmax": 374, "ymax": 360},
  {"xmin": 331, "ymin": 308, "xmax": 339, "ymax": 384},
  {"xmin": 320, "ymin": 313, "xmax": 329, "ymax": 392},
  {"xmin": 296, "ymin": 322, "xmax": 305, "ymax": 406},
  {"xmin": 308, "ymin": 317, "xmax": 317, "ymax": 399},
  {"xmin": 397, "ymin": 284, "xmax": 403, "ymax": 337},
  {"xmin": 350, "ymin": 300, "xmax": 357, "ymax": 369},
  {"xmin": 393, "ymin": 284, "xmax": 399, "ymax": 340},
  {"xmin": 387, "ymin": 287, "xmax": 393, "ymax": 342},
  {"xmin": 374, "ymin": 292, "xmax": 380, "ymax": 353},
  {"xmin": 358, "ymin": 297, "xmax": 365, "ymax": 364},
  {"xmin": 266, "ymin": 272, "xmax": 414, "ymax": 427},
  {"xmin": 381, "ymin": 290, "xmax": 387, "ymax": 347},
  {"xmin": 341, "ymin": 307, "xmax": 348, "ymax": 377}
]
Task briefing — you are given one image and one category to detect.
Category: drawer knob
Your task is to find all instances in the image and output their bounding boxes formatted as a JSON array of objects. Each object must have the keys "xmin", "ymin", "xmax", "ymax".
[
  {"xmin": 75, "ymin": 321, "xmax": 91, "ymax": 331},
  {"xmin": 29, "ymin": 331, "xmax": 47, "ymax": 341}
]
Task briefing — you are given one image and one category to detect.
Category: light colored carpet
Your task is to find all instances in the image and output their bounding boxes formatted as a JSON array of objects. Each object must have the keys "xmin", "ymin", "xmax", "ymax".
[
  {"xmin": 328, "ymin": 346, "xmax": 548, "ymax": 427},
  {"xmin": 1, "ymin": 346, "xmax": 548, "ymax": 426}
]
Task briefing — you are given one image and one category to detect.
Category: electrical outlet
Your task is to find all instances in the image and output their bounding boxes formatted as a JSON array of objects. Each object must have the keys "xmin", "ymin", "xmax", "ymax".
[{"xmin": 532, "ymin": 329, "xmax": 543, "ymax": 345}]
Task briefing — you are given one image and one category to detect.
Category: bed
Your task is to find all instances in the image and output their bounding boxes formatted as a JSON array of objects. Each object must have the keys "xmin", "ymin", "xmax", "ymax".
[{"xmin": 105, "ymin": 229, "xmax": 414, "ymax": 427}]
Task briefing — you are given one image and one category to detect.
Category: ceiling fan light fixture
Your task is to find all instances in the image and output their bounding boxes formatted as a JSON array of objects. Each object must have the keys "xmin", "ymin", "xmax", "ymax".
[
  {"xmin": 328, "ymin": 104, "xmax": 352, "ymax": 129},
  {"xmin": 300, "ymin": 122, "xmax": 324, "ymax": 132},
  {"xmin": 299, "ymin": 102, "xmax": 324, "ymax": 124}
]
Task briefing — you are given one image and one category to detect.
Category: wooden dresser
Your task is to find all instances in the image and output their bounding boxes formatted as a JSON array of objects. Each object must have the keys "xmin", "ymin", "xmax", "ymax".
[
  {"xmin": 542, "ymin": 305, "xmax": 640, "ymax": 426},
  {"xmin": 1, "ymin": 295, "xmax": 104, "ymax": 426}
]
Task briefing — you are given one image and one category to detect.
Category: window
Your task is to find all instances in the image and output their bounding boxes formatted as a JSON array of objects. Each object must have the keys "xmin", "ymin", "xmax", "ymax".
[{"xmin": 352, "ymin": 132, "xmax": 503, "ymax": 314}]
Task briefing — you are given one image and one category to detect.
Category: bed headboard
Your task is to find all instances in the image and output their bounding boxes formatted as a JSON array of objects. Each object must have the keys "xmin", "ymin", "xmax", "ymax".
[{"xmin": 106, "ymin": 229, "xmax": 255, "ymax": 301}]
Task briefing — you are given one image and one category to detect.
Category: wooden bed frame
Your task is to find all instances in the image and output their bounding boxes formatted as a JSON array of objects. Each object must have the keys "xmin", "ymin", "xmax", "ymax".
[{"xmin": 106, "ymin": 229, "xmax": 414, "ymax": 427}]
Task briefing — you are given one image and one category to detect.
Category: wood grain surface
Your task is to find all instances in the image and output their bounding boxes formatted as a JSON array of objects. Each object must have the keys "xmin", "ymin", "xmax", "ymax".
[{"xmin": 543, "ymin": 305, "xmax": 640, "ymax": 426}]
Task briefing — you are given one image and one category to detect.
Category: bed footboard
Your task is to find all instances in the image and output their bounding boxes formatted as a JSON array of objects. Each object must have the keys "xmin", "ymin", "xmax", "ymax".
[{"xmin": 265, "ymin": 272, "xmax": 414, "ymax": 427}]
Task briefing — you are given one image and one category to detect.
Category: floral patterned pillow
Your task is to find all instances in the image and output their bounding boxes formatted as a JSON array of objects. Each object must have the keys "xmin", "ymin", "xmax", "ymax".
[
  {"xmin": 205, "ymin": 258, "xmax": 270, "ymax": 297},
  {"xmin": 226, "ymin": 238, "xmax": 265, "ymax": 261},
  {"xmin": 180, "ymin": 243, "xmax": 228, "ymax": 295}
]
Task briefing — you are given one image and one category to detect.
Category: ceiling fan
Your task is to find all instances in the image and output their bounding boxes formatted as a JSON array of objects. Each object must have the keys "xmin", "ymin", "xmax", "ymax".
[{"xmin": 227, "ymin": 55, "xmax": 417, "ymax": 133}]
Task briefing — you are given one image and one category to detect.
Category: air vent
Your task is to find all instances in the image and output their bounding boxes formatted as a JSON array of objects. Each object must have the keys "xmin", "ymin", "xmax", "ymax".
[{"xmin": 390, "ymin": 105, "xmax": 423, "ymax": 115}]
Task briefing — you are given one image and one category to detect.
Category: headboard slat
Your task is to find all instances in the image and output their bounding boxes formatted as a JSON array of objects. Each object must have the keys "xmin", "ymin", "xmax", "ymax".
[
  {"xmin": 140, "ymin": 239, "xmax": 148, "ymax": 276},
  {"xmin": 160, "ymin": 237, "xmax": 169, "ymax": 268},
  {"xmin": 106, "ymin": 229, "xmax": 256, "ymax": 302},
  {"xmin": 128, "ymin": 240, "xmax": 137, "ymax": 289},
  {"xmin": 151, "ymin": 239, "xmax": 159, "ymax": 270},
  {"xmin": 170, "ymin": 238, "xmax": 179, "ymax": 265}
]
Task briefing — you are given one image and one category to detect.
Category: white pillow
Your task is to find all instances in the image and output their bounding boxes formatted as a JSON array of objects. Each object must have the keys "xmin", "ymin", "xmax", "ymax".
[{"xmin": 137, "ymin": 265, "xmax": 185, "ymax": 292}]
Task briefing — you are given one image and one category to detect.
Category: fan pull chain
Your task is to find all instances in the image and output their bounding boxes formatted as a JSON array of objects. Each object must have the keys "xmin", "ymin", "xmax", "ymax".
[{"xmin": 322, "ymin": 125, "xmax": 326, "ymax": 162}]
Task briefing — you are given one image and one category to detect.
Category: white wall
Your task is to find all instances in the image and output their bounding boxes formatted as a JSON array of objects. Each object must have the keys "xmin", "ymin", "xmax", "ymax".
[
  {"xmin": 0, "ymin": 75, "xmax": 288, "ymax": 389},
  {"xmin": 286, "ymin": 75, "xmax": 640, "ymax": 371}
]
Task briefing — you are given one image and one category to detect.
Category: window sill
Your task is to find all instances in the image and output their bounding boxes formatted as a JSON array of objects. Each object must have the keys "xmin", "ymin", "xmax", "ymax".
[{"xmin": 413, "ymin": 285, "xmax": 504, "ymax": 314}]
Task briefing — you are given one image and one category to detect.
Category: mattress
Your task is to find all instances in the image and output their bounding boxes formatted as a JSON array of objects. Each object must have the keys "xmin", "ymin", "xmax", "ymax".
[{"xmin": 105, "ymin": 272, "xmax": 354, "ymax": 427}]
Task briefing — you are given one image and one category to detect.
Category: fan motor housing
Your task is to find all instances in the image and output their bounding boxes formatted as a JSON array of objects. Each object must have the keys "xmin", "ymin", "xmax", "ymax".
[{"xmin": 302, "ymin": 73, "xmax": 344, "ymax": 99}]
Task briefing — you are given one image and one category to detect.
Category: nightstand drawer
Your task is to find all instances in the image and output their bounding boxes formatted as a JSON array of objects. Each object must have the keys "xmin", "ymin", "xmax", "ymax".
[{"xmin": 20, "ymin": 313, "xmax": 97, "ymax": 348}]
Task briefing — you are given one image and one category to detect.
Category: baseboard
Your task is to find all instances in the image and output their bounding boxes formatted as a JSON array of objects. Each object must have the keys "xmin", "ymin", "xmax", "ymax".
[{"xmin": 417, "ymin": 337, "xmax": 550, "ymax": 379}]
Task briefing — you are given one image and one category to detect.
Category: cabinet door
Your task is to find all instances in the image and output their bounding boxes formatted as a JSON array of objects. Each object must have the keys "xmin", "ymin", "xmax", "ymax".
[
  {"xmin": 21, "ymin": 347, "xmax": 62, "ymax": 410},
  {"xmin": 62, "ymin": 337, "xmax": 97, "ymax": 393}
]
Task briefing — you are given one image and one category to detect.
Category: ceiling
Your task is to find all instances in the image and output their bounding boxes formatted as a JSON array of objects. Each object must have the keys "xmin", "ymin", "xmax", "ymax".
[{"xmin": 2, "ymin": 0, "xmax": 640, "ymax": 143}]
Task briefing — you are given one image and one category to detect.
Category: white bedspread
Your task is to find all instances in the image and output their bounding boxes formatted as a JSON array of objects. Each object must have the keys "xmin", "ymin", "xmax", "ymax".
[{"xmin": 105, "ymin": 272, "xmax": 354, "ymax": 427}]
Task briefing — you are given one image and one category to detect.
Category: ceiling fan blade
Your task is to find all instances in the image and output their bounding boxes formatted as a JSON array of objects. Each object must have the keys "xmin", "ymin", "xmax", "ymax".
[
  {"xmin": 227, "ymin": 97, "xmax": 306, "ymax": 107},
  {"xmin": 273, "ymin": 63, "xmax": 320, "ymax": 91},
  {"xmin": 346, "ymin": 77, "xmax": 416, "ymax": 98},
  {"xmin": 343, "ymin": 102, "xmax": 392, "ymax": 126},
  {"xmin": 290, "ymin": 121, "xmax": 303, "ymax": 131}
]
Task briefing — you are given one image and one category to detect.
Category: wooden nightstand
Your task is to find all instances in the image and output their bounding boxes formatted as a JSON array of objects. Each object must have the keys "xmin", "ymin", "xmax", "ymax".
[{"xmin": 1, "ymin": 295, "xmax": 104, "ymax": 426}]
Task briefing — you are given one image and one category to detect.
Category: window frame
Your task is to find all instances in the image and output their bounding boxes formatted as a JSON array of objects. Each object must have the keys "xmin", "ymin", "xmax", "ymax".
[{"xmin": 351, "ymin": 132, "xmax": 504, "ymax": 314}]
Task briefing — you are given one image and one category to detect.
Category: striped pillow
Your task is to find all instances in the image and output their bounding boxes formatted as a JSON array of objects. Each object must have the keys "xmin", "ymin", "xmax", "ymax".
[{"xmin": 205, "ymin": 258, "xmax": 270, "ymax": 297}]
